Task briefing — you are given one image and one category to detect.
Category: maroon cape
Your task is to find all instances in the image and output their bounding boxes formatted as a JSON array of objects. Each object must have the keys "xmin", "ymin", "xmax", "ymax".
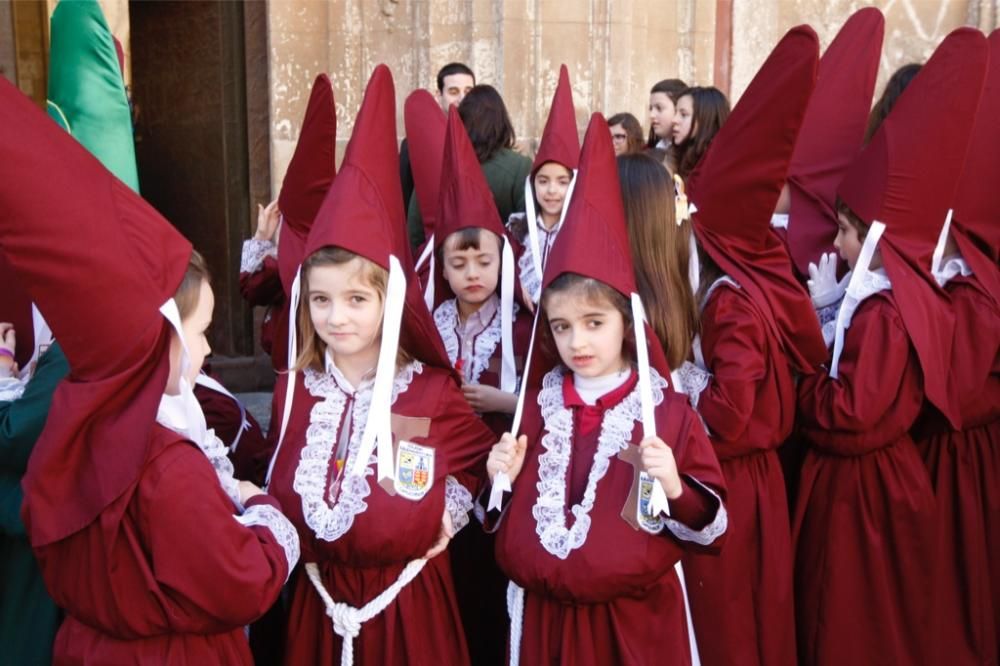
[
  {"xmin": 793, "ymin": 294, "xmax": 942, "ymax": 664},
  {"xmin": 683, "ymin": 284, "xmax": 797, "ymax": 666}
]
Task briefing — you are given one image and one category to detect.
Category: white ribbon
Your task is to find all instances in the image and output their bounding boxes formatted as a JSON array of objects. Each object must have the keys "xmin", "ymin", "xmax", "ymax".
[
  {"xmin": 629, "ymin": 292, "xmax": 703, "ymax": 664},
  {"xmin": 523, "ymin": 177, "xmax": 543, "ymax": 281},
  {"xmin": 194, "ymin": 372, "xmax": 250, "ymax": 453},
  {"xmin": 352, "ymin": 255, "xmax": 406, "ymax": 482},
  {"xmin": 499, "ymin": 237, "xmax": 517, "ymax": 393},
  {"xmin": 830, "ymin": 221, "xmax": 886, "ymax": 379},
  {"xmin": 488, "ymin": 305, "xmax": 541, "ymax": 511},
  {"xmin": 629, "ymin": 294, "xmax": 670, "ymax": 517},
  {"xmin": 264, "ymin": 266, "xmax": 303, "ymax": 487},
  {"xmin": 417, "ymin": 235, "xmax": 436, "ymax": 311},
  {"xmin": 523, "ymin": 169, "xmax": 577, "ymax": 292},
  {"xmin": 931, "ymin": 209, "xmax": 952, "ymax": 278}
]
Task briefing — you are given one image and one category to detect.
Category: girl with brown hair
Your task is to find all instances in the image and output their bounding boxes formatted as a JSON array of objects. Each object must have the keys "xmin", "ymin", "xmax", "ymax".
[
  {"xmin": 616, "ymin": 153, "xmax": 698, "ymax": 371},
  {"xmin": 672, "ymin": 86, "xmax": 730, "ymax": 179}
]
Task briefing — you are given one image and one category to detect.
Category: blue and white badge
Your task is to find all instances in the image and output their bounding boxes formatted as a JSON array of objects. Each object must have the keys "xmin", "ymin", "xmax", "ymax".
[
  {"xmin": 637, "ymin": 471, "xmax": 665, "ymax": 534},
  {"xmin": 394, "ymin": 441, "xmax": 435, "ymax": 500}
]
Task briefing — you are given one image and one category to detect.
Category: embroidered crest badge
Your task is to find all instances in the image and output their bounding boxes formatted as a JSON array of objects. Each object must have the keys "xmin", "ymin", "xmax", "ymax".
[
  {"xmin": 394, "ymin": 441, "xmax": 435, "ymax": 500},
  {"xmin": 636, "ymin": 471, "xmax": 665, "ymax": 534}
]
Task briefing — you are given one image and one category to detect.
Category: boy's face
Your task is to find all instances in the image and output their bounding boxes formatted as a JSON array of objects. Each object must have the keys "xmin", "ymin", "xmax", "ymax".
[
  {"xmin": 438, "ymin": 73, "xmax": 475, "ymax": 111},
  {"xmin": 442, "ymin": 230, "xmax": 501, "ymax": 308},
  {"xmin": 834, "ymin": 212, "xmax": 864, "ymax": 269}
]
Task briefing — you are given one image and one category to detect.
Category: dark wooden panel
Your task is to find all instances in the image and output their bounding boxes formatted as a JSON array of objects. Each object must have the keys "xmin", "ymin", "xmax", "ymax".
[{"xmin": 130, "ymin": 0, "xmax": 255, "ymax": 359}]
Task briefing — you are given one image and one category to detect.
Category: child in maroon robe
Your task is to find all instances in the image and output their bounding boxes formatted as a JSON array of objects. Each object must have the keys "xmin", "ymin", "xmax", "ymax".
[
  {"xmin": 792, "ymin": 28, "xmax": 988, "ymax": 665},
  {"xmin": 420, "ymin": 107, "xmax": 534, "ymax": 666},
  {"xmin": 241, "ymin": 74, "xmax": 337, "ymax": 371},
  {"xmin": 485, "ymin": 114, "xmax": 727, "ymax": 666},
  {"xmin": 0, "ymin": 77, "xmax": 300, "ymax": 664},
  {"xmin": 911, "ymin": 28, "xmax": 1000, "ymax": 665},
  {"xmin": 265, "ymin": 66, "xmax": 495, "ymax": 666},
  {"xmin": 675, "ymin": 26, "xmax": 829, "ymax": 666},
  {"xmin": 506, "ymin": 65, "xmax": 580, "ymax": 307}
]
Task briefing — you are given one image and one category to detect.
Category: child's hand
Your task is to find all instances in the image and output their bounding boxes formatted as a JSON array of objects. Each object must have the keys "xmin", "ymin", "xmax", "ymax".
[
  {"xmin": 487, "ymin": 432, "xmax": 528, "ymax": 485},
  {"xmin": 461, "ymin": 384, "xmax": 517, "ymax": 414},
  {"xmin": 0, "ymin": 323, "xmax": 16, "ymax": 377},
  {"xmin": 639, "ymin": 436, "xmax": 683, "ymax": 500},
  {"xmin": 422, "ymin": 508, "xmax": 454, "ymax": 560},
  {"xmin": 238, "ymin": 480, "xmax": 265, "ymax": 504},
  {"xmin": 253, "ymin": 200, "xmax": 281, "ymax": 243}
]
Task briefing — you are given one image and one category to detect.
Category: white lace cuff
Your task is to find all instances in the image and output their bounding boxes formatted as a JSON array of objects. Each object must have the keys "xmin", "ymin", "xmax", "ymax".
[
  {"xmin": 0, "ymin": 376, "xmax": 26, "ymax": 402},
  {"xmin": 240, "ymin": 238, "xmax": 277, "ymax": 274},
  {"xmin": 236, "ymin": 503, "xmax": 301, "ymax": 580},
  {"xmin": 444, "ymin": 475, "xmax": 474, "ymax": 534},
  {"xmin": 663, "ymin": 478, "xmax": 727, "ymax": 547},
  {"xmin": 674, "ymin": 361, "xmax": 710, "ymax": 408}
]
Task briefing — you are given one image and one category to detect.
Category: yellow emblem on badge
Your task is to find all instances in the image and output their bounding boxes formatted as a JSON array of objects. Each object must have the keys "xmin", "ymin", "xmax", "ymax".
[{"xmin": 394, "ymin": 441, "xmax": 435, "ymax": 500}]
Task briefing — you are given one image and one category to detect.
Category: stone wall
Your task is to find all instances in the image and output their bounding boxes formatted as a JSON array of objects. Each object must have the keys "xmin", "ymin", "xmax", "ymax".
[{"xmin": 265, "ymin": 0, "xmax": 991, "ymax": 197}]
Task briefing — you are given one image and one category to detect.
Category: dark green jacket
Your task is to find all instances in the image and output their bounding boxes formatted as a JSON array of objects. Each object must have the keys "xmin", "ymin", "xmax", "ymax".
[
  {"xmin": 0, "ymin": 342, "xmax": 68, "ymax": 666},
  {"xmin": 407, "ymin": 148, "xmax": 532, "ymax": 249}
]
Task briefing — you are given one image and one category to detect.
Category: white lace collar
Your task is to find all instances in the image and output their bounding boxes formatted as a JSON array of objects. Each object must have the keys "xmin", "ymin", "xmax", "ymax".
[
  {"xmin": 434, "ymin": 298, "xmax": 516, "ymax": 385},
  {"xmin": 533, "ymin": 365, "xmax": 667, "ymax": 559},
  {"xmin": 324, "ymin": 351, "xmax": 376, "ymax": 394},
  {"xmin": 933, "ymin": 254, "xmax": 972, "ymax": 287},
  {"xmin": 517, "ymin": 215, "xmax": 561, "ymax": 304},
  {"xmin": 294, "ymin": 361, "xmax": 422, "ymax": 542}
]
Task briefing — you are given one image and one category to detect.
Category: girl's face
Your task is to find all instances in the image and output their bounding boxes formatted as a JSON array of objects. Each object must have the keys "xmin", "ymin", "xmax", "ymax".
[
  {"xmin": 307, "ymin": 259, "xmax": 384, "ymax": 365},
  {"xmin": 672, "ymin": 94, "xmax": 694, "ymax": 145},
  {"xmin": 545, "ymin": 288, "xmax": 627, "ymax": 378},
  {"xmin": 834, "ymin": 213, "xmax": 864, "ymax": 269},
  {"xmin": 533, "ymin": 162, "xmax": 573, "ymax": 220},
  {"xmin": 442, "ymin": 231, "xmax": 501, "ymax": 308},
  {"xmin": 648, "ymin": 92, "xmax": 677, "ymax": 140},
  {"xmin": 609, "ymin": 123, "xmax": 629, "ymax": 155},
  {"xmin": 166, "ymin": 279, "xmax": 214, "ymax": 395}
]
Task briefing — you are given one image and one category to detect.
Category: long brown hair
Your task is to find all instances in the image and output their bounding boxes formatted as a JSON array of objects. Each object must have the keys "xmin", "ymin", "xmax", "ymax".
[
  {"xmin": 293, "ymin": 246, "xmax": 411, "ymax": 372},
  {"xmin": 675, "ymin": 86, "xmax": 730, "ymax": 179},
  {"xmin": 458, "ymin": 85, "xmax": 517, "ymax": 163},
  {"xmin": 617, "ymin": 153, "xmax": 698, "ymax": 369},
  {"xmin": 863, "ymin": 63, "xmax": 921, "ymax": 144},
  {"xmin": 608, "ymin": 112, "xmax": 645, "ymax": 154}
]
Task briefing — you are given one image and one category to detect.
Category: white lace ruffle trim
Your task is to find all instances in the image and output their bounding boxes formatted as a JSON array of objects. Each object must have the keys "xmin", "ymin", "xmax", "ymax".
[
  {"xmin": 533, "ymin": 366, "xmax": 667, "ymax": 559},
  {"xmin": 663, "ymin": 477, "xmax": 727, "ymax": 546},
  {"xmin": 236, "ymin": 503, "xmax": 302, "ymax": 581},
  {"xmin": 444, "ymin": 475, "xmax": 474, "ymax": 533},
  {"xmin": 0, "ymin": 376, "xmax": 26, "ymax": 402},
  {"xmin": 240, "ymin": 238, "xmax": 277, "ymax": 274},
  {"xmin": 433, "ymin": 298, "xmax": 517, "ymax": 386},
  {"xmin": 294, "ymin": 362, "xmax": 422, "ymax": 542}
]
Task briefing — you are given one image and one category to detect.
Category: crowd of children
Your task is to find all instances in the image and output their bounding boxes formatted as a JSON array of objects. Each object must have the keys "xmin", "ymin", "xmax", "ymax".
[{"xmin": 0, "ymin": 4, "xmax": 998, "ymax": 666}]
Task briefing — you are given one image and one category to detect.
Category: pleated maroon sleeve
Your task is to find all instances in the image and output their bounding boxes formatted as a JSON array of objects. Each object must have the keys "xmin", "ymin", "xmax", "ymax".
[
  {"xmin": 137, "ymin": 444, "xmax": 293, "ymax": 631},
  {"xmin": 797, "ymin": 296, "xmax": 923, "ymax": 453},
  {"xmin": 698, "ymin": 287, "xmax": 768, "ymax": 442}
]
